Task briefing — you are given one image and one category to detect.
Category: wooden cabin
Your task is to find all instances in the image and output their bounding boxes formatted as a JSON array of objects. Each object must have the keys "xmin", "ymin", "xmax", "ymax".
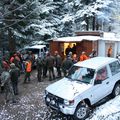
[
  {"xmin": 49, "ymin": 31, "xmax": 100, "ymax": 59},
  {"xmin": 49, "ymin": 31, "xmax": 120, "ymax": 59}
]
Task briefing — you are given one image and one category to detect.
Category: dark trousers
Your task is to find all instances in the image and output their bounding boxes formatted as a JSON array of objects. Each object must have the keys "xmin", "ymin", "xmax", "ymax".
[
  {"xmin": 63, "ymin": 70, "xmax": 67, "ymax": 77},
  {"xmin": 37, "ymin": 69, "xmax": 42, "ymax": 82},
  {"xmin": 43, "ymin": 66, "xmax": 47, "ymax": 77},
  {"xmin": 48, "ymin": 67, "xmax": 55, "ymax": 81},
  {"xmin": 4, "ymin": 84, "xmax": 15, "ymax": 103},
  {"xmin": 11, "ymin": 81, "xmax": 18, "ymax": 95},
  {"xmin": 1, "ymin": 86, "xmax": 4, "ymax": 93},
  {"xmin": 56, "ymin": 67, "xmax": 61, "ymax": 77},
  {"xmin": 24, "ymin": 72, "xmax": 31, "ymax": 82},
  {"xmin": 107, "ymin": 54, "xmax": 111, "ymax": 57}
]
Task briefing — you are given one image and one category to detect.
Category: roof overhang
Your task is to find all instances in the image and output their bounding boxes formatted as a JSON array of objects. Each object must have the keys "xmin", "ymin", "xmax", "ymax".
[
  {"xmin": 49, "ymin": 32, "xmax": 120, "ymax": 42},
  {"xmin": 100, "ymin": 37, "xmax": 120, "ymax": 42},
  {"xmin": 53, "ymin": 36, "xmax": 101, "ymax": 42},
  {"xmin": 101, "ymin": 32, "xmax": 120, "ymax": 41}
]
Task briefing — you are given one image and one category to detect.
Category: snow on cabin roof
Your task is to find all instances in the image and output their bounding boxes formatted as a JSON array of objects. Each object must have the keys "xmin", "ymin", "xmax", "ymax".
[
  {"xmin": 102, "ymin": 37, "xmax": 119, "ymax": 41},
  {"xmin": 52, "ymin": 32, "xmax": 120, "ymax": 42},
  {"xmin": 53, "ymin": 36, "xmax": 101, "ymax": 42},
  {"xmin": 102, "ymin": 32, "xmax": 120, "ymax": 41}
]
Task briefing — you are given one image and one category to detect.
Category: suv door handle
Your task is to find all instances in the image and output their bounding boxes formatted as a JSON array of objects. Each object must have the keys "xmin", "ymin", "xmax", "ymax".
[{"xmin": 106, "ymin": 82, "xmax": 109, "ymax": 84}]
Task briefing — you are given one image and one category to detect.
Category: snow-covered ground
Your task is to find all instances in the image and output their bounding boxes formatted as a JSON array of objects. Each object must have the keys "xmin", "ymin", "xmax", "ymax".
[{"xmin": 88, "ymin": 96, "xmax": 120, "ymax": 120}]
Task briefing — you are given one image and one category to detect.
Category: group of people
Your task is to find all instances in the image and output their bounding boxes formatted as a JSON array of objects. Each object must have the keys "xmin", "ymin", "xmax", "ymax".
[
  {"xmin": 36, "ymin": 48, "xmax": 97, "ymax": 81},
  {"xmin": 0, "ymin": 47, "xmax": 97, "ymax": 104},
  {"xmin": 0, "ymin": 51, "xmax": 35, "ymax": 103},
  {"xmin": 36, "ymin": 50, "xmax": 72, "ymax": 81}
]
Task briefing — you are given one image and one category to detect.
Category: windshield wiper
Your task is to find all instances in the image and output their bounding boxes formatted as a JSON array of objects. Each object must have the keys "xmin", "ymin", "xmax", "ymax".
[
  {"xmin": 73, "ymin": 79, "xmax": 89, "ymax": 84},
  {"xmin": 66, "ymin": 75, "xmax": 72, "ymax": 80},
  {"xmin": 81, "ymin": 80, "xmax": 89, "ymax": 84}
]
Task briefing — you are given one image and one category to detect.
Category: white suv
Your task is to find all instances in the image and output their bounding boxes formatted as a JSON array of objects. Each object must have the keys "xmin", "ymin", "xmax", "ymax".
[
  {"xmin": 45, "ymin": 57, "xmax": 120, "ymax": 120},
  {"xmin": 24, "ymin": 44, "xmax": 48, "ymax": 59}
]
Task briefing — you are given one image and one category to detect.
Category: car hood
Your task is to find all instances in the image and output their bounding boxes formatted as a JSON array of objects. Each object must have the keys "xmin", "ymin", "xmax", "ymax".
[{"xmin": 46, "ymin": 77, "xmax": 92, "ymax": 100}]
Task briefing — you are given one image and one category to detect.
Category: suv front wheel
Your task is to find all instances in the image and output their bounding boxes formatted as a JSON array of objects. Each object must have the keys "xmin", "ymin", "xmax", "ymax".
[
  {"xmin": 111, "ymin": 83, "xmax": 120, "ymax": 97},
  {"xmin": 74, "ymin": 104, "xmax": 90, "ymax": 120}
]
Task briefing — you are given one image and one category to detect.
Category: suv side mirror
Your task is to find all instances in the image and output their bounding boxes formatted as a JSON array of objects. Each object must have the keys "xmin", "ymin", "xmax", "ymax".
[{"xmin": 94, "ymin": 80, "xmax": 102, "ymax": 85}]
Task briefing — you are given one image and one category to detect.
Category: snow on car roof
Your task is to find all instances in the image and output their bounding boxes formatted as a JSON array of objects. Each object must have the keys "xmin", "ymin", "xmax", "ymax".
[
  {"xmin": 25, "ymin": 45, "xmax": 46, "ymax": 49},
  {"xmin": 53, "ymin": 36, "xmax": 100, "ymax": 42},
  {"xmin": 74, "ymin": 57, "xmax": 117, "ymax": 70}
]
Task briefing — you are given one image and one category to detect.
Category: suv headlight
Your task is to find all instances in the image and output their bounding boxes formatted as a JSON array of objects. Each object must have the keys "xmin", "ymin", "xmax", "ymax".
[{"xmin": 64, "ymin": 99, "xmax": 74, "ymax": 106}]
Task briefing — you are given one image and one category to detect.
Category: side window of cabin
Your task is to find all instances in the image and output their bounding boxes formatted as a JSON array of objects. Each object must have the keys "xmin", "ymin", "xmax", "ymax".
[
  {"xmin": 41, "ymin": 48, "xmax": 43, "ymax": 52},
  {"xmin": 96, "ymin": 67, "xmax": 108, "ymax": 81},
  {"xmin": 109, "ymin": 61, "xmax": 120, "ymax": 75}
]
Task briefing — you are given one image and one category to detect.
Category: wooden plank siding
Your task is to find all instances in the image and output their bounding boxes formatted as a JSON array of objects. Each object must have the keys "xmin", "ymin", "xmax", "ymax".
[
  {"xmin": 49, "ymin": 40, "xmax": 96, "ymax": 60},
  {"xmin": 49, "ymin": 31, "xmax": 100, "ymax": 59}
]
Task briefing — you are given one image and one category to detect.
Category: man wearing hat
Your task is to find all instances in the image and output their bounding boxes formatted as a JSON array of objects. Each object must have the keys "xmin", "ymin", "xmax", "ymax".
[{"xmin": 9, "ymin": 63, "xmax": 20, "ymax": 95}]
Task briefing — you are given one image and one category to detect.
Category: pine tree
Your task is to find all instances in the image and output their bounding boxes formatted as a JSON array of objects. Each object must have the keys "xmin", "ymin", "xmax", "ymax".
[
  {"xmin": 70, "ymin": 0, "xmax": 114, "ymax": 31},
  {"xmin": 0, "ymin": 0, "xmax": 118, "ymax": 51},
  {"xmin": 0, "ymin": 0, "xmax": 31, "ymax": 51},
  {"xmin": 109, "ymin": 0, "xmax": 120, "ymax": 35}
]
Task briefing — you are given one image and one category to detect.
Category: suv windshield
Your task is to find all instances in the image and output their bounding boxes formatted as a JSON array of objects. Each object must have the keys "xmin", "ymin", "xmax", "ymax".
[
  {"xmin": 66, "ymin": 66, "xmax": 95, "ymax": 84},
  {"xmin": 25, "ymin": 48, "xmax": 39, "ymax": 54}
]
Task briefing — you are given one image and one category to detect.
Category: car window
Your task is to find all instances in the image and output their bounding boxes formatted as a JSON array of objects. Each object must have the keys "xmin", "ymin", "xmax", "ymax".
[
  {"xmin": 109, "ymin": 61, "xmax": 120, "ymax": 75},
  {"xmin": 67, "ymin": 66, "xmax": 95, "ymax": 84},
  {"xmin": 95, "ymin": 67, "xmax": 108, "ymax": 81},
  {"xmin": 25, "ymin": 48, "xmax": 39, "ymax": 54}
]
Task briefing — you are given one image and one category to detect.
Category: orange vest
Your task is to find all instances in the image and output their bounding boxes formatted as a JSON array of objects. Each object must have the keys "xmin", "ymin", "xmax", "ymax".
[
  {"xmin": 26, "ymin": 61, "xmax": 32, "ymax": 72},
  {"xmin": 108, "ymin": 48, "xmax": 112, "ymax": 55},
  {"xmin": 80, "ymin": 54, "xmax": 88, "ymax": 61}
]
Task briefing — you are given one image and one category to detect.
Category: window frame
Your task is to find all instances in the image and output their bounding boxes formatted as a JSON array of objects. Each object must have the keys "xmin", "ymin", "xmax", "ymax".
[
  {"xmin": 95, "ymin": 66, "xmax": 108, "ymax": 81},
  {"xmin": 109, "ymin": 61, "xmax": 120, "ymax": 76}
]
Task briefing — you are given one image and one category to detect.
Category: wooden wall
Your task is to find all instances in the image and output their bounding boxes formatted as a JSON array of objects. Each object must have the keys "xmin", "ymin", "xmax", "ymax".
[
  {"xmin": 76, "ymin": 41, "xmax": 92, "ymax": 57},
  {"xmin": 50, "ymin": 40, "xmax": 94, "ymax": 60}
]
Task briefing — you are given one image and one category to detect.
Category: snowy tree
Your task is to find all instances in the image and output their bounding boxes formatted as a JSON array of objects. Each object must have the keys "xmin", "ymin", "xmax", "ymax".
[
  {"xmin": 72, "ymin": 0, "xmax": 114, "ymax": 31},
  {"xmin": 0, "ymin": 0, "xmax": 119, "ymax": 51},
  {"xmin": 109, "ymin": 0, "xmax": 120, "ymax": 36},
  {"xmin": 0, "ymin": 0, "xmax": 35, "ymax": 51},
  {"xmin": 26, "ymin": 0, "xmax": 65, "ymax": 40}
]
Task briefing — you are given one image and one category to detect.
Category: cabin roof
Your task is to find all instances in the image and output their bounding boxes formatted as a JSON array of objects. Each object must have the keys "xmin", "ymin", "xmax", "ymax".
[{"xmin": 50, "ymin": 32, "xmax": 120, "ymax": 42}]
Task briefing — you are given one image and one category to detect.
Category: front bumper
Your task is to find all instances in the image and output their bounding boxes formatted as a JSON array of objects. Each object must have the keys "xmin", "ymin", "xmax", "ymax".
[
  {"xmin": 45, "ymin": 96, "xmax": 75, "ymax": 115},
  {"xmin": 59, "ymin": 104, "xmax": 76, "ymax": 115}
]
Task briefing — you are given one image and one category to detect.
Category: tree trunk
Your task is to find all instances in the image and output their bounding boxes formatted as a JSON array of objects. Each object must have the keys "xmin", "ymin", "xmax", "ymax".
[
  {"xmin": 86, "ymin": 17, "xmax": 89, "ymax": 31},
  {"xmin": 92, "ymin": 16, "xmax": 95, "ymax": 31},
  {"xmin": 0, "ymin": 32, "xmax": 2, "ymax": 49},
  {"xmin": 8, "ymin": 28, "xmax": 16, "ymax": 52}
]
